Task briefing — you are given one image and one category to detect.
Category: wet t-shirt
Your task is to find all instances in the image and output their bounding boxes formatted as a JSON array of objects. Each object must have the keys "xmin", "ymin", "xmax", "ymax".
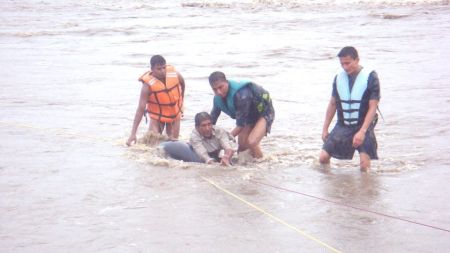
[{"xmin": 189, "ymin": 126, "xmax": 235, "ymax": 163}]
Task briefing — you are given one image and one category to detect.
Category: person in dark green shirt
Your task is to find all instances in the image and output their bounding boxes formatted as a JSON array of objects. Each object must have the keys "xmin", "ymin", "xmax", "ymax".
[{"xmin": 209, "ymin": 71, "xmax": 275, "ymax": 159}]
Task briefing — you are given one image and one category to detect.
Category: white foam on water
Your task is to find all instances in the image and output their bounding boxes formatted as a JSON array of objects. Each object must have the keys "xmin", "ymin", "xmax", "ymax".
[{"xmin": 181, "ymin": 0, "xmax": 448, "ymax": 8}]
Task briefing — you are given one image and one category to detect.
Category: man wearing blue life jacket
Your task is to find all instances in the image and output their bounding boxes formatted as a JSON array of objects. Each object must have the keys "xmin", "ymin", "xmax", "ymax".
[
  {"xmin": 208, "ymin": 71, "xmax": 275, "ymax": 159},
  {"xmin": 319, "ymin": 46, "xmax": 380, "ymax": 171}
]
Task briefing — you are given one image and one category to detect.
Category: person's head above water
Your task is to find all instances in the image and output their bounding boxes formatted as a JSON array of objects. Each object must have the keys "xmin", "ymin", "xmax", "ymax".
[
  {"xmin": 337, "ymin": 46, "xmax": 360, "ymax": 76},
  {"xmin": 208, "ymin": 71, "xmax": 229, "ymax": 98},
  {"xmin": 150, "ymin": 55, "xmax": 166, "ymax": 81},
  {"xmin": 195, "ymin": 112, "xmax": 213, "ymax": 138}
]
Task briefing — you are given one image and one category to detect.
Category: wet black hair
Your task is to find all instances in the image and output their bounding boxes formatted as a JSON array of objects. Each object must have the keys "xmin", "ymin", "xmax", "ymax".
[
  {"xmin": 194, "ymin": 112, "xmax": 212, "ymax": 127},
  {"xmin": 337, "ymin": 46, "xmax": 359, "ymax": 60},
  {"xmin": 150, "ymin": 55, "xmax": 166, "ymax": 68},
  {"xmin": 208, "ymin": 71, "xmax": 227, "ymax": 85}
]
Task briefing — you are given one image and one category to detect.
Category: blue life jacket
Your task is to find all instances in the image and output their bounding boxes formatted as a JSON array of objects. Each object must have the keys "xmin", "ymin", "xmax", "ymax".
[
  {"xmin": 213, "ymin": 80, "xmax": 250, "ymax": 119},
  {"xmin": 335, "ymin": 68, "xmax": 373, "ymax": 126}
]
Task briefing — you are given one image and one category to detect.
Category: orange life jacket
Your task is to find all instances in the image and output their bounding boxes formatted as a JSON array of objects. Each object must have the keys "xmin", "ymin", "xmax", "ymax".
[{"xmin": 138, "ymin": 65, "xmax": 183, "ymax": 123}]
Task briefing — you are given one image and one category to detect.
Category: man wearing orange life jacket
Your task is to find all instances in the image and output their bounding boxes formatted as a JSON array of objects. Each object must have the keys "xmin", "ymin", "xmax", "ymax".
[{"xmin": 126, "ymin": 55, "xmax": 185, "ymax": 146}]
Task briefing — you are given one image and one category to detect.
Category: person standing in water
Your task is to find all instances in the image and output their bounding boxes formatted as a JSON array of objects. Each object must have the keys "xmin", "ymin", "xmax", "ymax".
[
  {"xmin": 208, "ymin": 71, "xmax": 274, "ymax": 158},
  {"xmin": 319, "ymin": 46, "xmax": 381, "ymax": 171},
  {"xmin": 126, "ymin": 55, "xmax": 185, "ymax": 146}
]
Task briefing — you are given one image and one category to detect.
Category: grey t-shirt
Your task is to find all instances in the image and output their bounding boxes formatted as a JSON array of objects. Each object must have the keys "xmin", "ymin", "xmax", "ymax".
[{"xmin": 189, "ymin": 126, "xmax": 235, "ymax": 163}]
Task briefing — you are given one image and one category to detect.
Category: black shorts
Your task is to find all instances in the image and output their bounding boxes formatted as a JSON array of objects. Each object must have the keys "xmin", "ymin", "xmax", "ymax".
[
  {"xmin": 261, "ymin": 99, "xmax": 275, "ymax": 134},
  {"xmin": 322, "ymin": 122, "xmax": 378, "ymax": 160},
  {"xmin": 248, "ymin": 83, "xmax": 275, "ymax": 134}
]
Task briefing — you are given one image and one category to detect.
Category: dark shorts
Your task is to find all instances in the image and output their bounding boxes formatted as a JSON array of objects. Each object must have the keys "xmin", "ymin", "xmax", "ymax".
[
  {"xmin": 262, "ymin": 99, "xmax": 275, "ymax": 134},
  {"xmin": 161, "ymin": 141, "xmax": 203, "ymax": 163},
  {"xmin": 322, "ymin": 122, "xmax": 378, "ymax": 160},
  {"xmin": 245, "ymin": 102, "xmax": 275, "ymax": 134},
  {"xmin": 248, "ymin": 86, "xmax": 275, "ymax": 134}
]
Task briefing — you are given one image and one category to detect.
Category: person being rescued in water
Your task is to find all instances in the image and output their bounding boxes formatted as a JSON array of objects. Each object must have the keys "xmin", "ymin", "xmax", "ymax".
[
  {"xmin": 126, "ymin": 55, "xmax": 185, "ymax": 146},
  {"xmin": 208, "ymin": 71, "xmax": 275, "ymax": 159},
  {"xmin": 161, "ymin": 112, "xmax": 235, "ymax": 166},
  {"xmin": 319, "ymin": 46, "xmax": 381, "ymax": 171}
]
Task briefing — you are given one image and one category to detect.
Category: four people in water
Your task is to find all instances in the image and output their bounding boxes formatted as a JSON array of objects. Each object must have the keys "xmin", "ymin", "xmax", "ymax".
[{"xmin": 127, "ymin": 46, "xmax": 380, "ymax": 171}]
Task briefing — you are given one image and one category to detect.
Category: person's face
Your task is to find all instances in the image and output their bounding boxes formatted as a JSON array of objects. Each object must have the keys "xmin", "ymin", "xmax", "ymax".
[
  {"xmin": 197, "ymin": 119, "xmax": 213, "ymax": 138},
  {"xmin": 211, "ymin": 80, "xmax": 229, "ymax": 98},
  {"xmin": 339, "ymin": 55, "xmax": 360, "ymax": 75},
  {"xmin": 151, "ymin": 64, "xmax": 166, "ymax": 81}
]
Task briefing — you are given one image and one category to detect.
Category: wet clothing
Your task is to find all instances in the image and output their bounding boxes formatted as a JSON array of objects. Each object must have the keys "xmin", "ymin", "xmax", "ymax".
[
  {"xmin": 162, "ymin": 126, "xmax": 235, "ymax": 163},
  {"xmin": 138, "ymin": 65, "xmax": 183, "ymax": 123},
  {"xmin": 323, "ymin": 120, "xmax": 378, "ymax": 159},
  {"xmin": 212, "ymin": 80, "xmax": 249, "ymax": 119},
  {"xmin": 332, "ymin": 69, "xmax": 380, "ymax": 126},
  {"xmin": 335, "ymin": 68, "xmax": 374, "ymax": 126},
  {"xmin": 323, "ymin": 68, "xmax": 380, "ymax": 160},
  {"xmin": 190, "ymin": 126, "xmax": 235, "ymax": 163},
  {"xmin": 161, "ymin": 141, "xmax": 202, "ymax": 163},
  {"xmin": 211, "ymin": 80, "xmax": 275, "ymax": 134}
]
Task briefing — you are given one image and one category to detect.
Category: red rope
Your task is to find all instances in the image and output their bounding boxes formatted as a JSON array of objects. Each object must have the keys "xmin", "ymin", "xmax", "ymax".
[{"xmin": 250, "ymin": 180, "xmax": 450, "ymax": 233}]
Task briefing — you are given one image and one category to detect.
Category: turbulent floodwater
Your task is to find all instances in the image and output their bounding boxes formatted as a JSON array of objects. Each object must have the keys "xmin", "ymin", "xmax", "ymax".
[{"xmin": 1, "ymin": 0, "xmax": 450, "ymax": 252}]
